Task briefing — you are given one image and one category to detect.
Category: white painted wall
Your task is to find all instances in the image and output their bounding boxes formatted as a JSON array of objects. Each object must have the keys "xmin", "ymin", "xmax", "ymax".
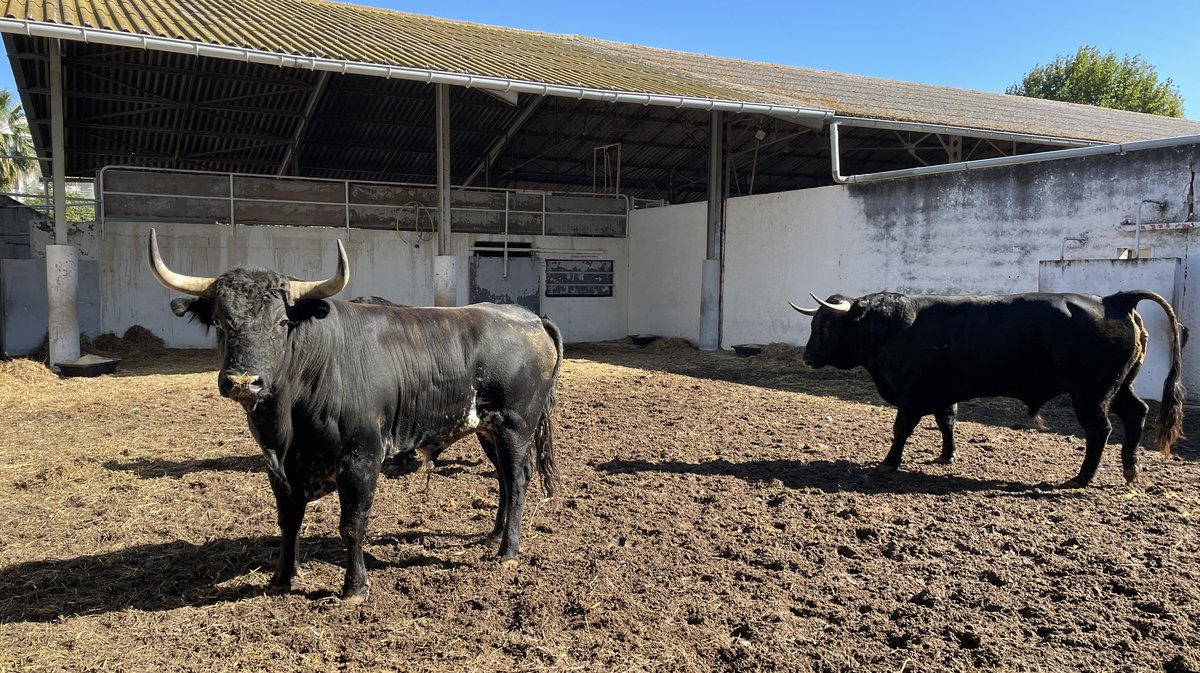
[
  {"xmin": 100, "ymin": 221, "xmax": 629, "ymax": 346},
  {"xmin": 630, "ymin": 142, "xmax": 1200, "ymax": 397},
  {"xmin": 627, "ymin": 202, "xmax": 706, "ymax": 343}
]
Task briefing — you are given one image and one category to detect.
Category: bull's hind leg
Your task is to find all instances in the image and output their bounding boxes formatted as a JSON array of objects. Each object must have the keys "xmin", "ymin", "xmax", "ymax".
[
  {"xmin": 493, "ymin": 426, "xmax": 535, "ymax": 561},
  {"xmin": 477, "ymin": 433, "xmax": 508, "ymax": 545},
  {"xmin": 1111, "ymin": 384, "xmax": 1149, "ymax": 485},
  {"xmin": 879, "ymin": 408, "xmax": 922, "ymax": 472},
  {"xmin": 267, "ymin": 476, "xmax": 308, "ymax": 594},
  {"xmin": 932, "ymin": 404, "xmax": 958, "ymax": 463},
  {"xmin": 1064, "ymin": 393, "xmax": 1113, "ymax": 488}
]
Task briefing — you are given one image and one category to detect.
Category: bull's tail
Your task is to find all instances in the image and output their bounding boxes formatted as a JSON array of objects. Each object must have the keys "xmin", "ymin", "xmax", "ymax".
[
  {"xmin": 1107, "ymin": 290, "xmax": 1187, "ymax": 456},
  {"xmin": 535, "ymin": 316, "xmax": 564, "ymax": 497}
]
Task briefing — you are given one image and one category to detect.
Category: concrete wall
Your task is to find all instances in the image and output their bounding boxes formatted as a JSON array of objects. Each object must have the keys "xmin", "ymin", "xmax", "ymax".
[
  {"xmin": 1, "ymin": 258, "xmax": 101, "ymax": 355},
  {"xmin": 0, "ymin": 196, "xmax": 39, "ymax": 259},
  {"xmin": 100, "ymin": 221, "xmax": 628, "ymax": 347},
  {"xmin": 630, "ymin": 142, "xmax": 1200, "ymax": 395},
  {"xmin": 627, "ymin": 202, "xmax": 706, "ymax": 342}
]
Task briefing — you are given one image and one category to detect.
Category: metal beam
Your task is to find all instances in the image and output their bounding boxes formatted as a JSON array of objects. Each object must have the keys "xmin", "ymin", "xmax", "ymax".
[
  {"xmin": 436, "ymin": 83, "xmax": 451, "ymax": 253},
  {"xmin": 464, "ymin": 94, "xmax": 543, "ymax": 187},
  {"xmin": 277, "ymin": 71, "xmax": 329, "ymax": 175}
]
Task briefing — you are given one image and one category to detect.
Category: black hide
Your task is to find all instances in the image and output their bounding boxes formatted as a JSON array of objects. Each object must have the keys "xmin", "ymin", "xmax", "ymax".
[
  {"xmin": 800, "ymin": 290, "xmax": 1185, "ymax": 487},
  {"xmin": 171, "ymin": 268, "xmax": 562, "ymax": 601}
]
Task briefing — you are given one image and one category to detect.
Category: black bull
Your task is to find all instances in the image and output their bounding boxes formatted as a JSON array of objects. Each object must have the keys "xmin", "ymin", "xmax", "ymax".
[
  {"xmin": 793, "ymin": 291, "xmax": 1185, "ymax": 487},
  {"xmin": 148, "ymin": 230, "xmax": 562, "ymax": 602}
]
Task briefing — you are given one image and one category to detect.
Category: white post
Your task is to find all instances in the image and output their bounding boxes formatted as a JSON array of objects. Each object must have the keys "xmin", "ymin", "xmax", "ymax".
[
  {"xmin": 46, "ymin": 244, "xmax": 80, "ymax": 365},
  {"xmin": 433, "ymin": 255, "xmax": 457, "ymax": 308},
  {"xmin": 46, "ymin": 38, "xmax": 79, "ymax": 365},
  {"xmin": 434, "ymin": 83, "xmax": 456, "ymax": 306}
]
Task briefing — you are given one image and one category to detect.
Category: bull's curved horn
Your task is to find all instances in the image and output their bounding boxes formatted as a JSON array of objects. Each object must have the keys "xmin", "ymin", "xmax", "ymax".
[
  {"xmin": 811, "ymin": 292, "xmax": 852, "ymax": 314},
  {"xmin": 789, "ymin": 300, "xmax": 819, "ymax": 316},
  {"xmin": 148, "ymin": 228, "xmax": 216, "ymax": 297},
  {"xmin": 289, "ymin": 240, "xmax": 349, "ymax": 301}
]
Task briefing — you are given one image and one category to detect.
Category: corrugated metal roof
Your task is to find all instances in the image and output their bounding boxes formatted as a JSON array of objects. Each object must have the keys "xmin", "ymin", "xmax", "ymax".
[
  {"xmin": 0, "ymin": 0, "xmax": 757, "ymax": 101},
  {"xmin": 5, "ymin": 0, "xmax": 1200, "ymax": 143},
  {"xmin": 5, "ymin": 0, "xmax": 1200, "ymax": 203},
  {"xmin": 569, "ymin": 38, "xmax": 1200, "ymax": 143}
]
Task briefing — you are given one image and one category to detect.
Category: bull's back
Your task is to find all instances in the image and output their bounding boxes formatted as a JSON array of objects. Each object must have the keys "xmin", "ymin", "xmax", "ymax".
[
  {"xmin": 883, "ymin": 293, "xmax": 1119, "ymax": 408},
  {"xmin": 333, "ymin": 300, "xmax": 558, "ymax": 432}
]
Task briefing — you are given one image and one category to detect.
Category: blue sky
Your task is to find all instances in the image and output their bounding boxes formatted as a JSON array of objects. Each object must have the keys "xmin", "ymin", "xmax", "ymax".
[{"xmin": 3, "ymin": 0, "xmax": 1198, "ymax": 120}]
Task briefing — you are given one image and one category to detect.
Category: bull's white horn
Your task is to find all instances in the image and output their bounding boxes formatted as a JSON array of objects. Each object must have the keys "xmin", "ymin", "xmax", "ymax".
[
  {"xmin": 289, "ymin": 240, "xmax": 350, "ymax": 301},
  {"xmin": 148, "ymin": 228, "xmax": 216, "ymax": 297},
  {"xmin": 789, "ymin": 301, "xmax": 819, "ymax": 316},
  {"xmin": 811, "ymin": 292, "xmax": 852, "ymax": 313}
]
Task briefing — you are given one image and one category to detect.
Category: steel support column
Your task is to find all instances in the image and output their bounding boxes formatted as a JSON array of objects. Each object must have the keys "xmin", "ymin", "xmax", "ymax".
[
  {"xmin": 433, "ymin": 83, "xmax": 456, "ymax": 306},
  {"xmin": 698, "ymin": 110, "xmax": 723, "ymax": 351}
]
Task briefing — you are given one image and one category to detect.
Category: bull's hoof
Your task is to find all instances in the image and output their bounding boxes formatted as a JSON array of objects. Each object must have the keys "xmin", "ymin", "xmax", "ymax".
[
  {"xmin": 875, "ymin": 462, "xmax": 899, "ymax": 474},
  {"xmin": 265, "ymin": 582, "xmax": 292, "ymax": 596},
  {"xmin": 1059, "ymin": 478, "xmax": 1089, "ymax": 489},
  {"xmin": 931, "ymin": 455, "xmax": 955, "ymax": 465},
  {"xmin": 1123, "ymin": 467, "xmax": 1139, "ymax": 485},
  {"xmin": 499, "ymin": 557, "xmax": 519, "ymax": 570},
  {"xmin": 340, "ymin": 585, "xmax": 369, "ymax": 605}
]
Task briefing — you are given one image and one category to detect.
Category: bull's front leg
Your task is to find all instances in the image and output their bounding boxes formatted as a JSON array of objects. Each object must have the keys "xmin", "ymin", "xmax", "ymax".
[
  {"xmin": 267, "ymin": 475, "xmax": 308, "ymax": 595},
  {"xmin": 932, "ymin": 404, "xmax": 958, "ymax": 463},
  {"xmin": 878, "ymin": 408, "xmax": 922, "ymax": 472},
  {"xmin": 336, "ymin": 434, "xmax": 383, "ymax": 604}
]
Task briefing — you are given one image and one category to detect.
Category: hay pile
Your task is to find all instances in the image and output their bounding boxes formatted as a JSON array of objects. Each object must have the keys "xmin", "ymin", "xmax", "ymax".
[
  {"xmin": 0, "ymin": 358, "xmax": 59, "ymax": 384},
  {"xmin": 644, "ymin": 337, "xmax": 695, "ymax": 351},
  {"xmin": 756, "ymin": 342, "xmax": 806, "ymax": 363},
  {"xmin": 92, "ymin": 325, "xmax": 167, "ymax": 356}
]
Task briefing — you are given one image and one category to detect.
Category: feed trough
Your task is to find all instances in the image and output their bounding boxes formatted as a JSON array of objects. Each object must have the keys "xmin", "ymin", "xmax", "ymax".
[
  {"xmin": 57, "ymin": 354, "xmax": 121, "ymax": 377},
  {"xmin": 732, "ymin": 344, "xmax": 763, "ymax": 357}
]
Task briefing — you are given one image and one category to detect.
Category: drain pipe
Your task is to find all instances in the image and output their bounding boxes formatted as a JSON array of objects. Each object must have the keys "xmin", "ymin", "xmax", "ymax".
[
  {"xmin": 831, "ymin": 123, "xmax": 1200, "ymax": 185},
  {"xmin": 1133, "ymin": 199, "xmax": 1166, "ymax": 259}
]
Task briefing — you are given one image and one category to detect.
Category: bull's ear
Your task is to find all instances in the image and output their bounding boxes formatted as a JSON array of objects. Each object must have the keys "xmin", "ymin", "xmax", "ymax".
[
  {"xmin": 288, "ymin": 298, "xmax": 331, "ymax": 323},
  {"xmin": 171, "ymin": 297, "xmax": 213, "ymax": 324}
]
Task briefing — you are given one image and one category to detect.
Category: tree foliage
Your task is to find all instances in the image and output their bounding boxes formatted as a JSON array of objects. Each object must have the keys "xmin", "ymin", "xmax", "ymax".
[
  {"xmin": 1007, "ymin": 46, "xmax": 1184, "ymax": 118},
  {"xmin": 0, "ymin": 88, "xmax": 35, "ymax": 192}
]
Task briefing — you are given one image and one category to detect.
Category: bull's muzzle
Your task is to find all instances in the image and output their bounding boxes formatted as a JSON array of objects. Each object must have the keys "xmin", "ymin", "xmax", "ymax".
[{"xmin": 220, "ymin": 372, "xmax": 265, "ymax": 402}]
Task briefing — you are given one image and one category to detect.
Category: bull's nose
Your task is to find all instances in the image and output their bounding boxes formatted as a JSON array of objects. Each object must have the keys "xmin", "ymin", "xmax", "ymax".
[{"xmin": 220, "ymin": 373, "xmax": 265, "ymax": 399}]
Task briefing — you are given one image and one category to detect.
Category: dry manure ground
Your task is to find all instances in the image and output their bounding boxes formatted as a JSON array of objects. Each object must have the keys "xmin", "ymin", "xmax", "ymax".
[{"xmin": 2, "ymin": 338, "xmax": 1200, "ymax": 672}]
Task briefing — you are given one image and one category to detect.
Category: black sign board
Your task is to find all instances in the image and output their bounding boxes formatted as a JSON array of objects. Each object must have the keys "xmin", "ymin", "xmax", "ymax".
[{"xmin": 545, "ymin": 259, "xmax": 614, "ymax": 297}]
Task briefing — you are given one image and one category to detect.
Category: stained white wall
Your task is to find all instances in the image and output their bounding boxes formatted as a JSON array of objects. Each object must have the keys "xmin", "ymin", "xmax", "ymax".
[
  {"xmin": 630, "ymin": 142, "xmax": 1200, "ymax": 395},
  {"xmin": 100, "ymin": 221, "xmax": 628, "ymax": 346},
  {"xmin": 627, "ymin": 202, "xmax": 706, "ymax": 342}
]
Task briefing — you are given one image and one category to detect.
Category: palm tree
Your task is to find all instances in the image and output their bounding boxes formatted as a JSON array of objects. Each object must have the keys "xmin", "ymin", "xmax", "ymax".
[{"xmin": 0, "ymin": 89, "xmax": 35, "ymax": 193}]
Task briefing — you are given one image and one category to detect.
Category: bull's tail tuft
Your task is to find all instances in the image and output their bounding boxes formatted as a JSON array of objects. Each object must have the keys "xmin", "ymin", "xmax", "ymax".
[
  {"xmin": 535, "ymin": 317, "xmax": 564, "ymax": 497},
  {"xmin": 1107, "ymin": 291, "xmax": 1186, "ymax": 456}
]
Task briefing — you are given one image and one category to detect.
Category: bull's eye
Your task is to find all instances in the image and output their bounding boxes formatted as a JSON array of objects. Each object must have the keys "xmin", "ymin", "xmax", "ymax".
[{"xmin": 278, "ymin": 318, "xmax": 292, "ymax": 328}]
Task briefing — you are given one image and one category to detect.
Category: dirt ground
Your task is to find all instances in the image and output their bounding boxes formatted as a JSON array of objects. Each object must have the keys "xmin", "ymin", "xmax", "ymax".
[{"xmin": 2, "ymin": 339, "xmax": 1199, "ymax": 672}]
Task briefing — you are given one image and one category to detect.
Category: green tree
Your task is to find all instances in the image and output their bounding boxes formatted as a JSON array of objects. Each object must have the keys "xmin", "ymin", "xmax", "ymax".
[
  {"xmin": 1007, "ymin": 46, "xmax": 1184, "ymax": 117},
  {"xmin": 0, "ymin": 88, "xmax": 35, "ymax": 192}
]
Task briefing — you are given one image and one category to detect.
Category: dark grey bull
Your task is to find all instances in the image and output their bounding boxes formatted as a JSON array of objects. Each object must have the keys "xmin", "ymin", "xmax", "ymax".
[
  {"xmin": 148, "ymin": 230, "xmax": 562, "ymax": 602},
  {"xmin": 792, "ymin": 291, "xmax": 1185, "ymax": 487}
]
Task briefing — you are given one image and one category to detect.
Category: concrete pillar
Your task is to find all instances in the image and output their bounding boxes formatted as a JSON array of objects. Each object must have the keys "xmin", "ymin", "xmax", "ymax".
[
  {"xmin": 434, "ymin": 83, "xmax": 456, "ymax": 306},
  {"xmin": 47, "ymin": 38, "xmax": 79, "ymax": 363},
  {"xmin": 698, "ymin": 110, "xmax": 724, "ymax": 351},
  {"xmin": 434, "ymin": 255, "xmax": 457, "ymax": 307},
  {"xmin": 699, "ymin": 259, "xmax": 721, "ymax": 350},
  {"xmin": 46, "ymin": 244, "xmax": 80, "ymax": 365}
]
